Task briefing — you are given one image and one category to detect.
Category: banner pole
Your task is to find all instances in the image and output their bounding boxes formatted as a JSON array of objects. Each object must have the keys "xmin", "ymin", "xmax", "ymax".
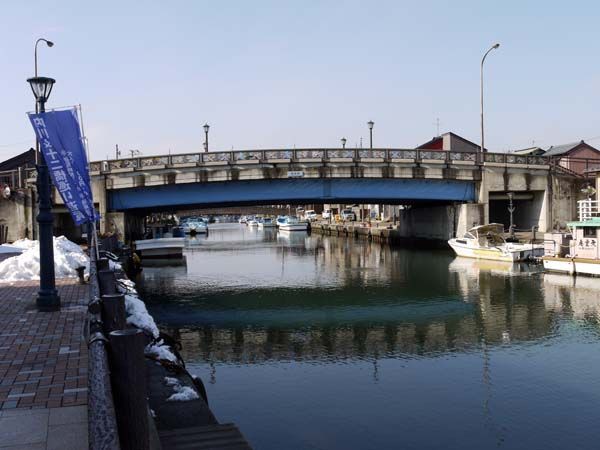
[{"xmin": 91, "ymin": 220, "xmax": 100, "ymax": 261}]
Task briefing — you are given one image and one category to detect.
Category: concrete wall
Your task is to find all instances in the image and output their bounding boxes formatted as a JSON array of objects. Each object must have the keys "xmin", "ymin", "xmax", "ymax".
[
  {"xmin": 397, "ymin": 205, "xmax": 457, "ymax": 241},
  {"xmin": 0, "ymin": 189, "xmax": 33, "ymax": 242}
]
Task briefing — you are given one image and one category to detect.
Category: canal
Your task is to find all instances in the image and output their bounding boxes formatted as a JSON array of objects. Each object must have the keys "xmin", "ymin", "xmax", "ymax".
[{"xmin": 138, "ymin": 223, "xmax": 600, "ymax": 450}]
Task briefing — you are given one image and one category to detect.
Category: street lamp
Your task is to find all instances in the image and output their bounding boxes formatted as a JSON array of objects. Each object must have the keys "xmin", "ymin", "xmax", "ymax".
[
  {"xmin": 367, "ymin": 121, "xmax": 374, "ymax": 149},
  {"xmin": 27, "ymin": 74, "xmax": 60, "ymax": 311},
  {"xmin": 203, "ymin": 123, "xmax": 210, "ymax": 152},
  {"xmin": 480, "ymin": 43, "xmax": 500, "ymax": 158},
  {"xmin": 34, "ymin": 38, "xmax": 54, "ymax": 78},
  {"xmin": 341, "ymin": 137, "xmax": 347, "ymax": 149}
]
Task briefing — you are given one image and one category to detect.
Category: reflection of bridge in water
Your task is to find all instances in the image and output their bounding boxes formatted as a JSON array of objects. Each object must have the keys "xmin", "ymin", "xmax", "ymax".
[{"xmin": 148, "ymin": 240, "xmax": 573, "ymax": 365}]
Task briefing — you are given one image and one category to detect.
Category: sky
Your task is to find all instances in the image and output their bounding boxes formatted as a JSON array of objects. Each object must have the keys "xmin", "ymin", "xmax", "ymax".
[{"xmin": 1, "ymin": 1, "xmax": 600, "ymax": 162}]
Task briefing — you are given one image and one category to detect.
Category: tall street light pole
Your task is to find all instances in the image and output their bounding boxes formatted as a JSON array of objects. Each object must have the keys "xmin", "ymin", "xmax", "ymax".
[
  {"xmin": 480, "ymin": 43, "xmax": 500, "ymax": 159},
  {"xmin": 203, "ymin": 123, "xmax": 210, "ymax": 152},
  {"xmin": 367, "ymin": 121, "xmax": 374, "ymax": 149},
  {"xmin": 33, "ymin": 38, "xmax": 54, "ymax": 163},
  {"xmin": 27, "ymin": 75, "xmax": 60, "ymax": 311}
]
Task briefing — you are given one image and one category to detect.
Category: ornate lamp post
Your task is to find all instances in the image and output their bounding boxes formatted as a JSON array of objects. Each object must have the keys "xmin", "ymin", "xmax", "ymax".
[
  {"xmin": 203, "ymin": 123, "xmax": 210, "ymax": 152},
  {"xmin": 480, "ymin": 43, "xmax": 500, "ymax": 159},
  {"xmin": 341, "ymin": 137, "xmax": 347, "ymax": 149},
  {"xmin": 367, "ymin": 121, "xmax": 374, "ymax": 149},
  {"xmin": 27, "ymin": 75, "xmax": 60, "ymax": 311}
]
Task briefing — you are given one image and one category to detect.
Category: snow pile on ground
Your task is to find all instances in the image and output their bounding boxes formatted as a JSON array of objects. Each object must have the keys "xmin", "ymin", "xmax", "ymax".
[
  {"xmin": 164, "ymin": 376, "xmax": 199, "ymax": 402},
  {"xmin": 0, "ymin": 236, "xmax": 89, "ymax": 281},
  {"xmin": 146, "ymin": 340, "xmax": 178, "ymax": 362}
]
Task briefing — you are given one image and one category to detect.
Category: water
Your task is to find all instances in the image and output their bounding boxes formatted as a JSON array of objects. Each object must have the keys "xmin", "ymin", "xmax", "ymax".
[{"xmin": 138, "ymin": 223, "xmax": 600, "ymax": 450}]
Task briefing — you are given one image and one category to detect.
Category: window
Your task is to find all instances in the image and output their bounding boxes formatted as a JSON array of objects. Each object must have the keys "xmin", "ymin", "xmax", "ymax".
[{"xmin": 583, "ymin": 227, "xmax": 597, "ymax": 238}]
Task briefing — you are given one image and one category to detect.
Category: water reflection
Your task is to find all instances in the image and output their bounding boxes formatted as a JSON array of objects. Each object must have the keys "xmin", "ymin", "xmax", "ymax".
[
  {"xmin": 140, "ymin": 225, "xmax": 560, "ymax": 366},
  {"xmin": 138, "ymin": 224, "xmax": 600, "ymax": 450}
]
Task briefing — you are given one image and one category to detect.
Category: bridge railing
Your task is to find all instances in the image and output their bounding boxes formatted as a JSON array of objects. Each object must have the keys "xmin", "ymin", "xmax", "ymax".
[{"xmin": 88, "ymin": 148, "xmax": 599, "ymax": 177}]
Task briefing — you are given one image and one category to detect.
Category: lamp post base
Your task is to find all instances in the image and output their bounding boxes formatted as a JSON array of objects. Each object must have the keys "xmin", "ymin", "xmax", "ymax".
[{"xmin": 37, "ymin": 289, "xmax": 61, "ymax": 312}]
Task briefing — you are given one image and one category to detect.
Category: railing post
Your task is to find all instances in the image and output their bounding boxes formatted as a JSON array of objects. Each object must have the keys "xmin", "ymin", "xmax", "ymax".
[
  {"xmin": 98, "ymin": 269, "xmax": 117, "ymax": 296},
  {"xmin": 101, "ymin": 293, "xmax": 127, "ymax": 335},
  {"xmin": 109, "ymin": 329, "xmax": 149, "ymax": 450}
]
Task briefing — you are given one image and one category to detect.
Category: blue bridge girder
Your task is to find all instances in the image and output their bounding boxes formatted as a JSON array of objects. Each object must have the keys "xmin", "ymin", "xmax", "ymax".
[{"xmin": 108, "ymin": 178, "xmax": 475, "ymax": 211}]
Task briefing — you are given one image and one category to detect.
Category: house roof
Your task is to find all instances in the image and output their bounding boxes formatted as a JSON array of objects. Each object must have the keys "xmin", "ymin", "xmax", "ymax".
[
  {"xmin": 417, "ymin": 132, "xmax": 482, "ymax": 150},
  {"xmin": 0, "ymin": 148, "xmax": 36, "ymax": 171},
  {"xmin": 544, "ymin": 140, "xmax": 600, "ymax": 157},
  {"xmin": 511, "ymin": 146, "xmax": 544, "ymax": 155}
]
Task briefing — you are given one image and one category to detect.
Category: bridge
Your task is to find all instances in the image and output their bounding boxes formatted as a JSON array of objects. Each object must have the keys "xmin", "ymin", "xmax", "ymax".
[
  {"xmin": 83, "ymin": 148, "xmax": 584, "ymax": 241},
  {"xmin": 0, "ymin": 148, "xmax": 587, "ymax": 243}
]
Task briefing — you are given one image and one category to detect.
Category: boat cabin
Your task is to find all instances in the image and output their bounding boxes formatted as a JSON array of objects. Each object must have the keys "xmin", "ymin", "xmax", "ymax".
[
  {"xmin": 567, "ymin": 218, "xmax": 600, "ymax": 260},
  {"xmin": 460, "ymin": 223, "xmax": 505, "ymax": 248}
]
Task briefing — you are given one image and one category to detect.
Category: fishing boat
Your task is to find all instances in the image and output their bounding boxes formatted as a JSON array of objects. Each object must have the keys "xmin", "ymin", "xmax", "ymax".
[
  {"xmin": 448, "ymin": 224, "xmax": 543, "ymax": 262},
  {"xmin": 276, "ymin": 215, "xmax": 288, "ymax": 227},
  {"xmin": 278, "ymin": 216, "xmax": 308, "ymax": 232},
  {"xmin": 135, "ymin": 228, "xmax": 185, "ymax": 261},
  {"xmin": 258, "ymin": 217, "xmax": 277, "ymax": 228},
  {"xmin": 543, "ymin": 199, "xmax": 600, "ymax": 276}
]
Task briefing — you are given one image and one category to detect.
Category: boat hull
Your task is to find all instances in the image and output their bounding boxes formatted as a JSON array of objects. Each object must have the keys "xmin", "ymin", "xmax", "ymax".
[
  {"xmin": 279, "ymin": 223, "xmax": 308, "ymax": 231},
  {"xmin": 135, "ymin": 238, "xmax": 185, "ymax": 260},
  {"xmin": 543, "ymin": 256, "xmax": 600, "ymax": 276},
  {"xmin": 448, "ymin": 239, "xmax": 543, "ymax": 262}
]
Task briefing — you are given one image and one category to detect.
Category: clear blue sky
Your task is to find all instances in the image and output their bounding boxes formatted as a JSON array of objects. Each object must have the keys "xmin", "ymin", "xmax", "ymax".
[{"xmin": 1, "ymin": 1, "xmax": 599, "ymax": 161}]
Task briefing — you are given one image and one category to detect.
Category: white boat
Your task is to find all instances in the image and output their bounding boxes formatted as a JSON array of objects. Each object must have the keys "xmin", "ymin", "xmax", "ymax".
[
  {"xmin": 258, "ymin": 217, "xmax": 277, "ymax": 228},
  {"xmin": 188, "ymin": 220, "xmax": 208, "ymax": 234},
  {"xmin": 247, "ymin": 218, "xmax": 259, "ymax": 227},
  {"xmin": 542, "ymin": 199, "xmax": 600, "ymax": 276},
  {"xmin": 278, "ymin": 216, "xmax": 308, "ymax": 232},
  {"xmin": 276, "ymin": 216, "xmax": 288, "ymax": 227},
  {"xmin": 135, "ymin": 237, "xmax": 185, "ymax": 260},
  {"xmin": 448, "ymin": 224, "xmax": 544, "ymax": 262}
]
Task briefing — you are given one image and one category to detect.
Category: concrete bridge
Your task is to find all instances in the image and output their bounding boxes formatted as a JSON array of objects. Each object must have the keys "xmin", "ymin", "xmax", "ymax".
[
  {"xmin": 83, "ymin": 148, "xmax": 582, "ymax": 241},
  {"xmin": 0, "ymin": 148, "xmax": 585, "ymax": 242}
]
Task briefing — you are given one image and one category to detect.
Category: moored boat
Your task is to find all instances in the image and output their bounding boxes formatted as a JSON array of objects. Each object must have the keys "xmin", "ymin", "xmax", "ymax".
[
  {"xmin": 278, "ymin": 216, "xmax": 308, "ymax": 232},
  {"xmin": 258, "ymin": 217, "xmax": 277, "ymax": 228},
  {"xmin": 448, "ymin": 224, "xmax": 543, "ymax": 262},
  {"xmin": 543, "ymin": 199, "xmax": 600, "ymax": 276}
]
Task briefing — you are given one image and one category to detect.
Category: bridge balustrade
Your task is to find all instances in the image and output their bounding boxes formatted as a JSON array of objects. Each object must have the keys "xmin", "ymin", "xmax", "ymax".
[{"xmin": 87, "ymin": 148, "xmax": 600, "ymax": 179}]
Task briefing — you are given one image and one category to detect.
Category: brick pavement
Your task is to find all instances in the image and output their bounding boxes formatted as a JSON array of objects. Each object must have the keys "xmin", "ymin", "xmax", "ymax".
[{"xmin": 0, "ymin": 279, "xmax": 89, "ymax": 410}]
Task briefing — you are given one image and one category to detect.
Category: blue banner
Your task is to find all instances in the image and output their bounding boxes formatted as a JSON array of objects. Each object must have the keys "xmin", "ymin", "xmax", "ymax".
[{"xmin": 28, "ymin": 108, "xmax": 100, "ymax": 225}]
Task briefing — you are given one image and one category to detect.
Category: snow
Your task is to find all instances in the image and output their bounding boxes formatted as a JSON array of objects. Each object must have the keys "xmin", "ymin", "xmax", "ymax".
[
  {"xmin": 0, "ymin": 236, "xmax": 89, "ymax": 281},
  {"xmin": 146, "ymin": 340, "xmax": 178, "ymax": 362},
  {"xmin": 0, "ymin": 244, "xmax": 23, "ymax": 255},
  {"xmin": 124, "ymin": 293, "xmax": 159, "ymax": 338},
  {"xmin": 164, "ymin": 376, "xmax": 199, "ymax": 402}
]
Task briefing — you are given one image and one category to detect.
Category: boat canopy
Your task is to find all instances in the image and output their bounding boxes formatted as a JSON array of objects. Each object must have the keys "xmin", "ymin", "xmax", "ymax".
[{"xmin": 468, "ymin": 223, "xmax": 505, "ymax": 236}]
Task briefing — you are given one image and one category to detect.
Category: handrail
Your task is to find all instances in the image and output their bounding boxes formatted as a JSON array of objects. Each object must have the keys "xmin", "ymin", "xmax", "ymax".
[
  {"xmin": 87, "ymin": 234, "xmax": 121, "ymax": 450},
  {"xmin": 578, "ymin": 199, "xmax": 600, "ymax": 221}
]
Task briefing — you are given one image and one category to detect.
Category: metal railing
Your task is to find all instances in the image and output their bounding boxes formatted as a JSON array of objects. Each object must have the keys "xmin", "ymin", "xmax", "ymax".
[
  {"xmin": 88, "ymin": 148, "xmax": 578, "ymax": 174},
  {"xmin": 578, "ymin": 199, "xmax": 600, "ymax": 221}
]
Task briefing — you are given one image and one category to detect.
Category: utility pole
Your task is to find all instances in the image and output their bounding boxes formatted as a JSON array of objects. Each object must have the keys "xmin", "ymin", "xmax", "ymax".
[{"xmin": 115, "ymin": 144, "xmax": 121, "ymax": 160}]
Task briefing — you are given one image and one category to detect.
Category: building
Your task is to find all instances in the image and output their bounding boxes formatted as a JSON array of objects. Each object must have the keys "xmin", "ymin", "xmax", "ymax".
[
  {"xmin": 417, "ymin": 132, "xmax": 481, "ymax": 152},
  {"xmin": 544, "ymin": 140, "xmax": 600, "ymax": 175}
]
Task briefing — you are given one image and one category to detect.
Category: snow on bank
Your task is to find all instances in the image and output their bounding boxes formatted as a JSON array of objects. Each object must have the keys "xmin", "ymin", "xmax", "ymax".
[
  {"xmin": 164, "ymin": 376, "xmax": 199, "ymax": 402},
  {"xmin": 0, "ymin": 236, "xmax": 89, "ymax": 281},
  {"xmin": 146, "ymin": 340, "xmax": 178, "ymax": 362},
  {"xmin": 124, "ymin": 293, "xmax": 160, "ymax": 338},
  {"xmin": 115, "ymin": 278, "xmax": 178, "ymax": 363}
]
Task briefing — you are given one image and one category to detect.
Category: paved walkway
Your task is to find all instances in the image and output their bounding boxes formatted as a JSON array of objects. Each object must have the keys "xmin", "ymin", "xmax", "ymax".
[{"xmin": 0, "ymin": 279, "xmax": 89, "ymax": 449}]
